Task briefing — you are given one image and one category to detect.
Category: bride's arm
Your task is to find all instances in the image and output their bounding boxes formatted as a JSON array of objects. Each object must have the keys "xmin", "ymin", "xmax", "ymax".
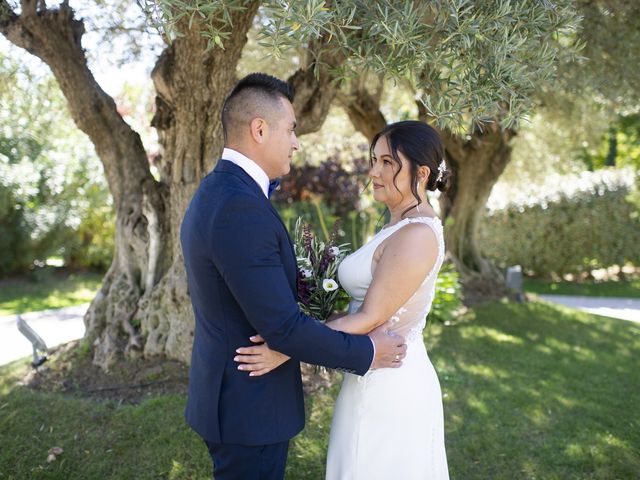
[{"xmin": 325, "ymin": 223, "xmax": 438, "ymax": 335}]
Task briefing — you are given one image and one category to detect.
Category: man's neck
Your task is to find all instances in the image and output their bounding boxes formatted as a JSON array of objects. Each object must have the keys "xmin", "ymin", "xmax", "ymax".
[
  {"xmin": 222, "ymin": 147, "xmax": 271, "ymax": 198},
  {"xmin": 224, "ymin": 145, "xmax": 271, "ymax": 178}
]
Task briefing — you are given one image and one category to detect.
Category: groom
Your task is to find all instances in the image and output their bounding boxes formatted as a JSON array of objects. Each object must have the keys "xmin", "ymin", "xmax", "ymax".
[{"xmin": 180, "ymin": 73, "xmax": 406, "ymax": 479}]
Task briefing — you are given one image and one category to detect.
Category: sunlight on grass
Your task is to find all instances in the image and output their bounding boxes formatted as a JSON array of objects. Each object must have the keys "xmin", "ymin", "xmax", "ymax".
[
  {"xmin": 564, "ymin": 442, "xmax": 585, "ymax": 459},
  {"xmin": 477, "ymin": 327, "xmax": 524, "ymax": 345},
  {"xmin": 552, "ymin": 393, "xmax": 578, "ymax": 408},
  {"xmin": 534, "ymin": 344, "xmax": 553, "ymax": 355},
  {"xmin": 464, "ymin": 364, "xmax": 500, "ymax": 379},
  {"xmin": 526, "ymin": 405, "xmax": 551, "ymax": 428},
  {"xmin": 0, "ymin": 359, "xmax": 30, "ymax": 396},
  {"xmin": 432, "ymin": 300, "xmax": 640, "ymax": 479},
  {"xmin": 0, "ymin": 271, "xmax": 102, "ymax": 315},
  {"xmin": 545, "ymin": 337, "xmax": 572, "ymax": 354},
  {"xmin": 169, "ymin": 459, "xmax": 186, "ymax": 479},
  {"xmin": 466, "ymin": 397, "xmax": 489, "ymax": 415}
]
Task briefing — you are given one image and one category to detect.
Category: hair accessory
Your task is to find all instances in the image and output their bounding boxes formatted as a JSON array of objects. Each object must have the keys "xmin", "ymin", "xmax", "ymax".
[{"xmin": 436, "ymin": 159, "xmax": 447, "ymax": 183}]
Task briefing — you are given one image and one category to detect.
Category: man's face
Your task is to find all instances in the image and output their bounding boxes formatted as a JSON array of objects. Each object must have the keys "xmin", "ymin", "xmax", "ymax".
[{"xmin": 262, "ymin": 97, "xmax": 299, "ymax": 179}]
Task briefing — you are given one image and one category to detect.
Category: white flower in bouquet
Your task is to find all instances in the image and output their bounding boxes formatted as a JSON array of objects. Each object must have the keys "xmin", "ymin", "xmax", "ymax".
[{"xmin": 322, "ymin": 278, "xmax": 339, "ymax": 292}]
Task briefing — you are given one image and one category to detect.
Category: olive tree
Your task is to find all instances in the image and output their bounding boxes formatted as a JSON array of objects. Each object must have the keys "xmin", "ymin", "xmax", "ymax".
[{"xmin": 0, "ymin": 0, "xmax": 578, "ymax": 368}]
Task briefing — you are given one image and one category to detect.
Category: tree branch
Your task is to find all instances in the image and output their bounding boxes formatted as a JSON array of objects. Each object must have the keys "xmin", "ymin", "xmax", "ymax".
[
  {"xmin": 0, "ymin": 1, "xmax": 19, "ymax": 31},
  {"xmin": 20, "ymin": 0, "xmax": 37, "ymax": 16},
  {"xmin": 336, "ymin": 81, "xmax": 387, "ymax": 141},
  {"xmin": 0, "ymin": 1, "xmax": 155, "ymax": 206},
  {"xmin": 287, "ymin": 35, "xmax": 348, "ymax": 136}
]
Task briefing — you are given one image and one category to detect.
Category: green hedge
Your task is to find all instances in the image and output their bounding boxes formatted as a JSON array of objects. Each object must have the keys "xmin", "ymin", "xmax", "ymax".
[
  {"xmin": 0, "ymin": 182, "xmax": 32, "ymax": 275},
  {"xmin": 480, "ymin": 171, "xmax": 639, "ymax": 277}
]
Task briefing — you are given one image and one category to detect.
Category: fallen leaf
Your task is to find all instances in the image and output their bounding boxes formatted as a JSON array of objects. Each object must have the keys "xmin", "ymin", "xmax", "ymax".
[{"xmin": 46, "ymin": 446, "xmax": 64, "ymax": 462}]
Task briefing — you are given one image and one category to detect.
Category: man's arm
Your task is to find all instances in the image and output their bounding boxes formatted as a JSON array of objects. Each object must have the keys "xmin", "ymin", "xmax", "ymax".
[{"xmin": 209, "ymin": 196, "xmax": 374, "ymax": 375}]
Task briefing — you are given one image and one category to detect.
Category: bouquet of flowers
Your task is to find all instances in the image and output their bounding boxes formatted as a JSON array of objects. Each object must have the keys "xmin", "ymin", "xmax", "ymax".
[{"xmin": 293, "ymin": 217, "xmax": 350, "ymax": 322}]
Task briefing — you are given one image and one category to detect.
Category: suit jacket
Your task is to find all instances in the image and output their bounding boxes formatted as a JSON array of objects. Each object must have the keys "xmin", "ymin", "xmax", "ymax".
[{"xmin": 180, "ymin": 159, "xmax": 374, "ymax": 446}]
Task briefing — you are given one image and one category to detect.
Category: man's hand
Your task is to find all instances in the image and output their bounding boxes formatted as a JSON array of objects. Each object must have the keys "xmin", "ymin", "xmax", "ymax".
[{"xmin": 368, "ymin": 322, "xmax": 407, "ymax": 369}]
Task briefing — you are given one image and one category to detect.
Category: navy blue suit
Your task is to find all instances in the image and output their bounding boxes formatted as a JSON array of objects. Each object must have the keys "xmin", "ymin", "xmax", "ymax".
[{"xmin": 180, "ymin": 159, "xmax": 374, "ymax": 477}]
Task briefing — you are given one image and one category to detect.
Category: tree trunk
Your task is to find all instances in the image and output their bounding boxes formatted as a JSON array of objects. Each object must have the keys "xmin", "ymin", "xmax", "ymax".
[
  {"xmin": 337, "ymin": 80, "xmax": 386, "ymax": 141},
  {"xmin": 1, "ymin": 1, "xmax": 347, "ymax": 369},
  {"xmin": 438, "ymin": 125, "xmax": 515, "ymax": 299}
]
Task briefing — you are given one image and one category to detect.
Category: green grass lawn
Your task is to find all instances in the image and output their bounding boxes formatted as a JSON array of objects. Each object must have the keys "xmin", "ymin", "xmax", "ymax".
[
  {"xmin": 524, "ymin": 277, "xmax": 640, "ymax": 298},
  {"xmin": 0, "ymin": 269, "xmax": 103, "ymax": 316},
  {"xmin": 1, "ymin": 300, "xmax": 638, "ymax": 479}
]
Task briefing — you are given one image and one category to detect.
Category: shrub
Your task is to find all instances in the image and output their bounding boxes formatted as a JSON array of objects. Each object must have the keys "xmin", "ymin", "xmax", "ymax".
[
  {"xmin": 273, "ymin": 149, "xmax": 370, "ymax": 216},
  {"xmin": 430, "ymin": 262, "xmax": 464, "ymax": 324},
  {"xmin": 273, "ymin": 149, "xmax": 384, "ymax": 250},
  {"xmin": 480, "ymin": 168, "xmax": 639, "ymax": 277},
  {"xmin": 0, "ymin": 181, "xmax": 31, "ymax": 275},
  {"xmin": 0, "ymin": 54, "xmax": 114, "ymax": 277}
]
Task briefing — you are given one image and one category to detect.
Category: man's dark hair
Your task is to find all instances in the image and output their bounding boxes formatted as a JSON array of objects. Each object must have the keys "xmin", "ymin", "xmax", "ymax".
[{"xmin": 222, "ymin": 73, "xmax": 295, "ymax": 142}]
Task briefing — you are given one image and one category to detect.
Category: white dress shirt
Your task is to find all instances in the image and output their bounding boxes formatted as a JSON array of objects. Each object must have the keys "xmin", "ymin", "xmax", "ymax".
[{"xmin": 222, "ymin": 148, "xmax": 270, "ymax": 198}]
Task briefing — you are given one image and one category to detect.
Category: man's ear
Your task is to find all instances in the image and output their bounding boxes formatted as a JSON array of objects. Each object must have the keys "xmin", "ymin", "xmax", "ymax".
[{"xmin": 249, "ymin": 117, "xmax": 268, "ymax": 144}]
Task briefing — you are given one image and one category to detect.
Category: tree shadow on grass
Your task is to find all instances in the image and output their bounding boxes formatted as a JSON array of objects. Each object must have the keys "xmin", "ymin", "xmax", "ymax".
[{"xmin": 430, "ymin": 300, "xmax": 640, "ymax": 479}]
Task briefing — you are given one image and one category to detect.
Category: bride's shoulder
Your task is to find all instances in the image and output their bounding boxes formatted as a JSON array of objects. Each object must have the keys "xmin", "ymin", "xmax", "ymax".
[
  {"xmin": 374, "ymin": 220, "xmax": 439, "ymax": 275},
  {"xmin": 386, "ymin": 219, "xmax": 439, "ymax": 254}
]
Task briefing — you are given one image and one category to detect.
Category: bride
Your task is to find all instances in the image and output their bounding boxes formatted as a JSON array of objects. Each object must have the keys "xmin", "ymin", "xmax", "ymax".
[{"xmin": 236, "ymin": 120, "xmax": 450, "ymax": 479}]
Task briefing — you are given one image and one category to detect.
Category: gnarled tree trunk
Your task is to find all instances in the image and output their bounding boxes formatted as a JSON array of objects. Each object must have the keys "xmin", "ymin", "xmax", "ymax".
[
  {"xmin": 438, "ymin": 125, "xmax": 515, "ymax": 298},
  {"xmin": 1, "ymin": 1, "xmax": 345, "ymax": 369}
]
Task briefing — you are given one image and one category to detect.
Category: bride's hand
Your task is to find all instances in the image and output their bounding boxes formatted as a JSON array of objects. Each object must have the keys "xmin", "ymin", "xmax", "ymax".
[{"xmin": 234, "ymin": 335, "xmax": 290, "ymax": 376}]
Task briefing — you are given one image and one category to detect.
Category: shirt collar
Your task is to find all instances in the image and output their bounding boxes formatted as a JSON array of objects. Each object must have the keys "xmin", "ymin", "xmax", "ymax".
[{"xmin": 222, "ymin": 148, "xmax": 270, "ymax": 198}]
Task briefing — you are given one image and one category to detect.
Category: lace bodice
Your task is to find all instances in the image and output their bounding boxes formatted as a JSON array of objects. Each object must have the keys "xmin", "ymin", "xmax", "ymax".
[{"xmin": 337, "ymin": 216, "xmax": 445, "ymax": 343}]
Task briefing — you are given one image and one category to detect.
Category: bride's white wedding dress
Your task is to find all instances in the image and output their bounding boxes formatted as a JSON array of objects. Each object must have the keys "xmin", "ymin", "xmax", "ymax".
[{"xmin": 326, "ymin": 216, "xmax": 449, "ymax": 480}]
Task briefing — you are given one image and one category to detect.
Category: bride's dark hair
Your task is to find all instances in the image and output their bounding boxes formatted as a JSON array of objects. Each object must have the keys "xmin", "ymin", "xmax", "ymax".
[{"xmin": 370, "ymin": 121, "xmax": 451, "ymax": 217}]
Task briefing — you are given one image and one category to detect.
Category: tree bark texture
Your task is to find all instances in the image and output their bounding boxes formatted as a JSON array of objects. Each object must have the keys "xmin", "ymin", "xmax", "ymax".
[
  {"xmin": 1, "ymin": 1, "xmax": 345, "ymax": 369},
  {"xmin": 337, "ymin": 78, "xmax": 386, "ymax": 142},
  {"xmin": 437, "ymin": 125, "xmax": 515, "ymax": 297}
]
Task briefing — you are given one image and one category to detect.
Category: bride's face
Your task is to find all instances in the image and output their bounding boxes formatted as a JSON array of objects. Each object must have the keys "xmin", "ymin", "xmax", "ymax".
[{"xmin": 370, "ymin": 136, "xmax": 412, "ymax": 208}]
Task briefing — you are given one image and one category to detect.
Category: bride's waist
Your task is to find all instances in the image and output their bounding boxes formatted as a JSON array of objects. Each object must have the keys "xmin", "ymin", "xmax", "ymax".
[{"xmin": 348, "ymin": 301, "xmax": 425, "ymax": 338}]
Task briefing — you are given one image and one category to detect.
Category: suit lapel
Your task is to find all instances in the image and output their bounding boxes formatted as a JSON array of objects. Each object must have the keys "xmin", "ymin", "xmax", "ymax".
[{"xmin": 214, "ymin": 160, "xmax": 298, "ymax": 292}]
